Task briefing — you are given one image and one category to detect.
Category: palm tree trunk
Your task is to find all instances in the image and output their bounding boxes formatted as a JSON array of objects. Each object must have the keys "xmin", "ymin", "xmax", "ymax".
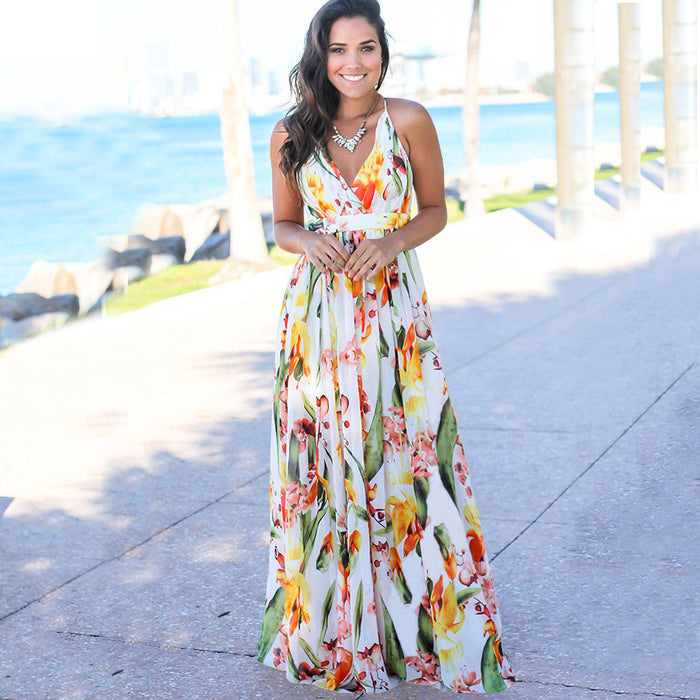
[
  {"xmin": 463, "ymin": 0, "xmax": 484, "ymax": 216},
  {"xmin": 218, "ymin": 0, "xmax": 268, "ymax": 264}
]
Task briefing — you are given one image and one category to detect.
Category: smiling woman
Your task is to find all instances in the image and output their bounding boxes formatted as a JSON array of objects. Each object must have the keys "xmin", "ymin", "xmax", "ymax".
[{"xmin": 254, "ymin": 0, "xmax": 517, "ymax": 694}]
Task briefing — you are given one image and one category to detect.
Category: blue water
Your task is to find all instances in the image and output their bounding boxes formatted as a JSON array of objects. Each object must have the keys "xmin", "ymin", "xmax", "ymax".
[{"xmin": 0, "ymin": 82, "xmax": 664, "ymax": 295}]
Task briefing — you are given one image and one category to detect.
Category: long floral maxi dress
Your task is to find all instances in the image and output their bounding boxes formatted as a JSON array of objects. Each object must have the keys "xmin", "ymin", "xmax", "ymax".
[{"xmin": 256, "ymin": 99, "xmax": 517, "ymax": 694}]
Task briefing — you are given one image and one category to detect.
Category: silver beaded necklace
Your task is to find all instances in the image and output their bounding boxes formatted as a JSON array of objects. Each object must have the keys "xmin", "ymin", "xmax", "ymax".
[{"xmin": 331, "ymin": 92, "xmax": 381, "ymax": 153}]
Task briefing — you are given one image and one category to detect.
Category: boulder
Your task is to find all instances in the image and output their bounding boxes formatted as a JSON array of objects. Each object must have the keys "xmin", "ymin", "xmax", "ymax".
[
  {"xmin": 111, "ymin": 266, "xmax": 146, "ymax": 291},
  {"xmin": 14, "ymin": 260, "xmax": 74, "ymax": 298},
  {"xmin": 124, "ymin": 234, "xmax": 186, "ymax": 262},
  {"xmin": 13, "ymin": 259, "xmax": 115, "ymax": 317},
  {"xmin": 594, "ymin": 142, "xmax": 622, "ymax": 169},
  {"xmin": 504, "ymin": 159, "xmax": 557, "ymax": 192},
  {"xmin": 641, "ymin": 127, "xmax": 664, "ymax": 153},
  {"xmin": 129, "ymin": 203, "xmax": 185, "ymax": 239},
  {"xmin": 179, "ymin": 202, "xmax": 222, "ymax": 262},
  {"xmin": 0, "ymin": 311, "xmax": 70, "ymax": 349},
  {"xmin": 105, "ymin": 247, "xmax": 151, "ymax": 272},
  {"xmin": 0, "ymin": 292, "xmax": 79, "ymax": 321},
  {"xmin": 190, "ymin": 231, "xmax": 230, "ymax": 262},
  {"xmin": 217, "ymin": 208, "xmax": 230, "ymax": 235},
  {"xmin": 258, "ymin": 197, "xmax": 274, "ymax": 244},
  {"xmin": 149, "ymin": 253, "xmax": 181, "ymax": 275}
]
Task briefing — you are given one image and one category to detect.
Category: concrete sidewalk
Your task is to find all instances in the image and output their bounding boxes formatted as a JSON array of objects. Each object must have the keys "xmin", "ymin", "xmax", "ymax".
[{"xmin": 0, "ymin": 193, "xmax": 698, "ymax": 699}]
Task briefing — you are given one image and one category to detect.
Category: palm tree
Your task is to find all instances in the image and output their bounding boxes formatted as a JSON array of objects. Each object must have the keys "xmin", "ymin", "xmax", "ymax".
[
  {"xmin": 463, "ymin": 0, "xmax": 484, "ymax": 216},
  {"xmin": 218, "ymin": 0, "xmax": 268, "ymax": 266}
]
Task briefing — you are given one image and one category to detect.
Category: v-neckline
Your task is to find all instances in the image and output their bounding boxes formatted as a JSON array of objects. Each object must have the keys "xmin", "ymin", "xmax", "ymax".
[{"xmin": 322, "ymin": 101, "xmax": 387, "ymax": 194}]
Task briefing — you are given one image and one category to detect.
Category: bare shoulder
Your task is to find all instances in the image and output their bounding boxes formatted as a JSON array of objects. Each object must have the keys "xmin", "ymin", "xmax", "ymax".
[
  {"xmin": 385, "ymin": 98, "xmax": 434, "ymax": 156},
  {"xmin": 385, "ymin": 97, "xmax": 432, "ymax": 128},
  {"xmin": 272, "ymin": 117, "xmax": 288, "ymax": 135},
  {"xmin": 270, "ymin": 118, "xmax": 290, "ymax": 155}
]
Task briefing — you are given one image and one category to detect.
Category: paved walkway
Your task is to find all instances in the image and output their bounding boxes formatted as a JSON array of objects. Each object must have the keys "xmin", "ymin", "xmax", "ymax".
[{"xmin": 0, "ymin": 189, "xmax": 698, "ymax": 699}]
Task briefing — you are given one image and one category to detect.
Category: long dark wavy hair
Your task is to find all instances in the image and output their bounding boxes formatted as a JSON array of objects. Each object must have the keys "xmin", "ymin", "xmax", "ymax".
[{"xmin": 279, "ymin": 0, "xmax": 390, "ymax": 191}]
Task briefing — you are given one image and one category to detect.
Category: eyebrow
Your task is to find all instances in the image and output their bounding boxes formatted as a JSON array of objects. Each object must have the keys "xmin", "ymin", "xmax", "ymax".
[{"xmin": 328, "ymin": 39, "xmax": 377, "ymax": 47}]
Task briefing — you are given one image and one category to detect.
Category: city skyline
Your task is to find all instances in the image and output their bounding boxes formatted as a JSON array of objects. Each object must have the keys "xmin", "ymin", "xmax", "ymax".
[{"xmin": 0, "ymin": 0, "xmax": 665, "ymax": 118}]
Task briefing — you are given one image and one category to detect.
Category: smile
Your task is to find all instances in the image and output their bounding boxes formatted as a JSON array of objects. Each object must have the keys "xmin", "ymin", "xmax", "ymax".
[{"xmin": 341, "ymin": 74, "xmax": 366, "ymax": 82}]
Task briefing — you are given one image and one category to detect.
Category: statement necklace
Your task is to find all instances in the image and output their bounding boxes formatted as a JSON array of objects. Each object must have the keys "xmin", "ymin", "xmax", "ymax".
[{"xmin": 331, "ymin": 92, "xmax": 381, "ymax": 153}]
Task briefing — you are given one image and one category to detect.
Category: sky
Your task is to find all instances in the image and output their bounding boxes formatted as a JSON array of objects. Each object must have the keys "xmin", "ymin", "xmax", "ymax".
[{"xmin": 0, "ymin": 0, "xmax": 664, "ymax": 117}]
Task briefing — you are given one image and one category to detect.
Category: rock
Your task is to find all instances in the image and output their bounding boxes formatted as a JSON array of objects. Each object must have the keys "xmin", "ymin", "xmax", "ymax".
[
  {"xmin": 123, "ymin": 234, "xmax": 186, "ymax": 262},
  {"xmin": 190, "ymin": 231, "xmax": 230, "ymax": 262},
  {"xmin": 0, "ymin": 311, "xmax": 70, "ymax": 349},
  {"xmin": 0, "ymin": 292, "xmax": 79, "ymax": 321},
  {"xmin": 105, "ymin": 247, "xmax": 151, "ymax": 271},
  {"xmin": 217, "ymin": 208, "xmax": 231, "ymax": 236},
  {"xmin": 258, "ymin": 197, "xmax": 274, "ymax": 244},
  {"xmin": 641, "ymin": 126, "xmax": 664, "ymax": 153},
  {"xmin": 179, "ymin": 202, "xmax": 222, "ymax": 262},
  {"xmin": 14, "ymin": 259, "xmax": 115, "ymax": 317},
  {"xmin": 149, "ymin": 253, "xmax": 180, "ymax": 275},
  {"xmin": 504, "ymin": 159, "xmax": 557, "ymax": 192},
  {"xmin": 594, "ymin": 142, "xmax": 622, "ymax": 169},
  {"xmin": 445, "ymin": 184, "xmax": 462, "ymax": 200},
  {"xmin": 14, "ymin": 260, "xmax": 74, "ymax": 298},
  {"xmin": 129, "ymin": 203, "xmax": 184, "ymax": 239},
  {"xmin": 111, "ymin": 266, "xmax": 146, "ymax": 291}
]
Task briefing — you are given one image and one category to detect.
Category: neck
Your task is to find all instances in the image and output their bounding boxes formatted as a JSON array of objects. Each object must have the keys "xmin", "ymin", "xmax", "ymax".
[{"xmin": 335, "ymin": 91, "xmax": 380, "ymax": 120}]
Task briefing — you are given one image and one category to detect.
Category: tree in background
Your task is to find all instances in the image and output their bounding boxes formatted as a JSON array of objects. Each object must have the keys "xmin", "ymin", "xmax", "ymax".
[
  {"xmin": 462, "ymin": 0, "xmax": 484, "ymax": 216},
  {"xmin": 534, "ymin": 72, "xmax": 555, "ymax": 98},
  {"xmin": 600, "ymin": 66, "xmax": 620, "ymax": 89},
  {"xmin": 217, "ymin": 0, "xmax": 268, "ymax": 268},
  {"xmin": 646, "ymin": 57, "xmax": 663, "ymax": 78}
]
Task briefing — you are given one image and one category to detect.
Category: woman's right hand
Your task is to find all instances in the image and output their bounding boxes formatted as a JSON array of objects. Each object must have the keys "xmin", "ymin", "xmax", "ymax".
[{"xmin": 301, "ymin": 231, "xmax": 350, "ymax": 274}]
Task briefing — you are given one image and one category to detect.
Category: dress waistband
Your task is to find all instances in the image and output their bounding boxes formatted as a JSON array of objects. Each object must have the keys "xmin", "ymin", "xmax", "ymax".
[{"xmin": 320, "ymin": 212, "xmax": 410, "ymax": 234}]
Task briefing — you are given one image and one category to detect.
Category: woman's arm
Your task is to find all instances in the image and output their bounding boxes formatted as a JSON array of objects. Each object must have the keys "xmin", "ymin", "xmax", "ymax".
[
  {"xmin": 270, "ymin": 121, "xmax": 349, "ymax": 274},
  {"xmin": 344, "ymin": 100, "xmax": 448, "ymax": 280}
]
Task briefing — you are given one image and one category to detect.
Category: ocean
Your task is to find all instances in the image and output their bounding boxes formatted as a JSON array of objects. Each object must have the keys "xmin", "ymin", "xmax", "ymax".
[{"xmin": 0, "ymin": 81, "xmax": 664, "ymax": 295}]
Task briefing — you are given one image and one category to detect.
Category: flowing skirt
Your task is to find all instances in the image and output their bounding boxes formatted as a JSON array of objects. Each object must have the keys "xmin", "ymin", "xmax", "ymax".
[{"xmin": 256, "ymin": 219, "xmax": 516, "ymax": 693}]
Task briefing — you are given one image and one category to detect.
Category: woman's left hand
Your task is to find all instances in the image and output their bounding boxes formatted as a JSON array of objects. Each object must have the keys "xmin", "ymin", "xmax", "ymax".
[{"xmin": 344, "ymin": 236, "xmax": 401, "ymax": 280}]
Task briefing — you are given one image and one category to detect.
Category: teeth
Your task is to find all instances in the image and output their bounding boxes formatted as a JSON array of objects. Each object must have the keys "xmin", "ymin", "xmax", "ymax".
[{"xmin": 342, "ymin": 74, "xmax": 365, "ymax": 82}]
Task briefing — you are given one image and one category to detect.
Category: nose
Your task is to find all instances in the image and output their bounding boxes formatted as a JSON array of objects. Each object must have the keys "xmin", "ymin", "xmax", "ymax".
[{"xmin": 345, "ymin": 49, "xmax": 364, "ymax": 66}]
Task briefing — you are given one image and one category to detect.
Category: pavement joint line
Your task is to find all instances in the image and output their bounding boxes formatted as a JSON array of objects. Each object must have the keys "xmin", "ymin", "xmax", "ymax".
[
  {"xmin": 460, "ymin": 426, "xmax": 575, "ymax": 433},
  {"xmin": 446, "ymin": 274, "xmax": 625, "ymax": 374},
  {"xmin": 490, "ymin": 360, "xmax": 697, "ymax": 561},
  {"xmin": 514, "ymin": 677, "xmax": 698, "ymax": 699},
  {"xmin": 0, "ymin": 469, "xmax": 269, "ymax": 625},
  {"xmin": 51, "ymin": 629, "xmax": 259, "ymax": 658}
]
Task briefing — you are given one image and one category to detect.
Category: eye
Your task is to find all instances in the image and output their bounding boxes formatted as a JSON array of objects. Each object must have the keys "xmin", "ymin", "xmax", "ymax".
[
  {"xmin": 362, "ymin": 45, "xmax": 375, "ymax": 52},
  {"xmin": 330, "ymin": 47, "xmax": 344, "ymax": 53}
]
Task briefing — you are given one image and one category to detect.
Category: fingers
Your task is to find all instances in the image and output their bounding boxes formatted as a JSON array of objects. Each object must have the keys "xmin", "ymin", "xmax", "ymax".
[
  {"xmin": 325, "ymin": 236, "xmax": 351, "ymax": 265},
  {"xmin": 310, "ymin": 235, "xmax": 348, "ymax": 274},
  {"xmin": 355, "ymin": 257, "xmax": 382, "ymax": 280},
  {"xmin": 345, "ymin": 242, "xmax": 383, "ymax": 279}
]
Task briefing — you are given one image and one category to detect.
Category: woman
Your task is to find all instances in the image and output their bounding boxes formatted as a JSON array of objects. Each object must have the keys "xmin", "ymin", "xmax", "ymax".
[{"xmin": 256, "ymin": 0, "xmax": 516, "ymax": 693}]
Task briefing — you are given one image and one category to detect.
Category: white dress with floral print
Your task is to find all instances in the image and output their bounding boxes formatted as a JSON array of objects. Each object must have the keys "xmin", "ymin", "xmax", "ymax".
[{"xmin": 256, "ymin": 97, "xmax": 516, "ymax": 694}]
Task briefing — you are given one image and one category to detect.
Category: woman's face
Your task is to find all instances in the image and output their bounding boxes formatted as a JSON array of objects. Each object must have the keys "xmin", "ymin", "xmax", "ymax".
[{"xmin": 326, "ymin": 16, "xmax": 382, "ymax": 100}]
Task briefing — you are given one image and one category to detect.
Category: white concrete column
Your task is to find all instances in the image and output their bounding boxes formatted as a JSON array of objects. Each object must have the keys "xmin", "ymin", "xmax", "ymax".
[
  {"xmin": 619, "ymin": 2, "xmax": 642, "ymax": 211},
  {"xmin": 662, "ymin": 0, "xmax": 698, "ymax": 194},
  {"xmin": 553, "ymin": 0, "xmax": 596, "ymax": 241}
]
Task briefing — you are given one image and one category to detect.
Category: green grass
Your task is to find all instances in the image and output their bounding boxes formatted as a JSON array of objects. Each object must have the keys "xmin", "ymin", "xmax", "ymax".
[
  {"xmin": 269, "ymin": 245, "xmax": 299, "ymax": 266},
  {"xmin": 105, "ymin": 259, "xmax": 226, "ymax": 316}
]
